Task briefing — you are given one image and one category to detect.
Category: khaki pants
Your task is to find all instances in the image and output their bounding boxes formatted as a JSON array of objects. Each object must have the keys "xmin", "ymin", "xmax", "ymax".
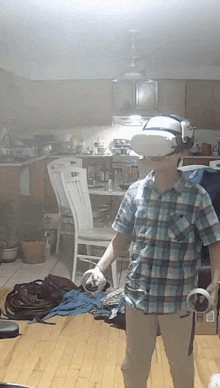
[{"xmin": 121, "ymin": 303, "xmax": 195, "ymax": 388}]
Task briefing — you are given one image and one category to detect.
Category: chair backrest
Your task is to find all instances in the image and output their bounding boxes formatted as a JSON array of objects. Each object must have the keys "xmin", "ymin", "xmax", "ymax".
[
  {"xmin": 61, "ymin": 168, "xmax": 94, "ymax": 234},
  {"xmin": 209, "ymin": 160, "xmax": 220, "ymax": 169},
  {"xmin": 47, "ymin": 157, "xmax": 83, "ymax": 215}
]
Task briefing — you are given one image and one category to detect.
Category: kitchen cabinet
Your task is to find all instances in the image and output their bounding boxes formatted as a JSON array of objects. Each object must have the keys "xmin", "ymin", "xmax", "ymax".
[
  {"xmin": 186, "ymin": 80, "xmax": 220, "ymax": 128},
  {"xmin": 112, "ymin": 79, "xmax": 186, "ymax": 117},
  {"xmin": 112, "ymin": 79, "xmax": 159, "ymax": 116},
  {"xmin": 186, "ymin": 81, "xmax": 213, "ymax": 128},
  {"xmin": 0, "ymin": 157, "xmax": 46, "ymax": 201},
  {"xmin": 158, "ymin": 80, "xmax": 186, "ymax": 117},
  {"xmin": 112, "ymin": 78, "xmax": 220, "ymax": 128},
  {"xmin": 112, "ymin": 80, "xmax": 134, "ymax": 115}
]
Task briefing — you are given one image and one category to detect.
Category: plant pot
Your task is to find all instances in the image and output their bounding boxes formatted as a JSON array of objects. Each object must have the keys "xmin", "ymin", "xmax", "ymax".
[
  {"xmin": 20, "ymin": 241, "xmax": 46, "ymax": 264},
  {"xmin": 1, "ymin": 246, "xmax": 19, "ymax": 263}
]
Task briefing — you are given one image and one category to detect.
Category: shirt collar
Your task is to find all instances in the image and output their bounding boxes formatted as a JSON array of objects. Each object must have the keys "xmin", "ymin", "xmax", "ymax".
[{"xmin": 143, "ymin": 170, "xmax": 187, "ymax": 194}]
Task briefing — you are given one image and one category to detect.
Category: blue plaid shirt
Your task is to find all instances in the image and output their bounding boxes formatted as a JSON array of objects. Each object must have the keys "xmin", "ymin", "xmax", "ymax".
[{"xmin": 112, "ymin": 171, "xmax": 220, "ymax": 314}]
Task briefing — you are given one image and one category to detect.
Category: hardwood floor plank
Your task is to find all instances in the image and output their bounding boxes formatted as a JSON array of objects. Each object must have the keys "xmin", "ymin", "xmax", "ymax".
[
  {"xmin": 151, "ymin": 363, "xmax": 166, "ymax": 388},
  {"xmin": 114, "ymin": 365, "xmax": 124, "ymax": 388},
  {"xmin": 27, "ymin": 370, "xmax": 44, "ymax": 388},
  {"xmin": 75, "ymin": 377, "xmax": 91, "ymax": 388},
  {"xmin": 101, "ymin": 328, "xmax": 120, "ymax": 388},
  {"xmin": 64, "ymin": 315, "xmax": 95, "ymax": 388},
  {"xmin": 194, "ymin": 365, "xmax": 204, "ymax": 388},
  {"xmin": 3, "ymin": 338, "xmax": 37, "ymax": 383},
  {"xmin": 78, "ymin": 319, "xmax": 102, "ymax": 380},
  {"xmin": 194, "ymin": 357, "xmax": 213, "ymax": 388},
  {"xmin": 156, "ymin": 337, "xmax": 173, "ymax": 388},
  {"xmin": 37, "ymin": 334, "xmax": 70, "ymax": 388},
  {"xmin": 49, "ymin": 376, "xmax": 66, "ymax": 388},
  {"xmin": 89, "ymin": 321, "xmax": 112, "ymax": 387}
]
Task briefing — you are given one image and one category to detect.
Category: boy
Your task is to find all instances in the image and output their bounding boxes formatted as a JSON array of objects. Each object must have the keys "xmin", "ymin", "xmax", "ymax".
[{"xmin": 89, "ymin": 114, "xmax": 220, "ymax": 388}]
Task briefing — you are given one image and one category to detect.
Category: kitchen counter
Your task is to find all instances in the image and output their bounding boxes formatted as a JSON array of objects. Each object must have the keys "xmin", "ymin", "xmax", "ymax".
[
  {"xmin": 45, "ymin": 154, "xmax": 112, "ymax": 159},
  {"xmin": 0, "ymin": 155, "xmax": 45, "ymax": 166},
  {"xmin": 185, "ymin": 155, "xmax": 220, "ymax": 159},
  {"xmin": 89, "ymin": 183, "xmax": 126, "ymax": 196},
  {"xmin": 183, "ymin": 155, "xmax": 220, "ymax": 166}
]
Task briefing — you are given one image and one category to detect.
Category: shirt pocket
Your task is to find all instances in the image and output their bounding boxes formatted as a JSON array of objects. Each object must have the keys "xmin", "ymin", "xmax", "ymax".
[{"xmin": 168, "ymin": 213, "xmax": 192, "ymax": 241}]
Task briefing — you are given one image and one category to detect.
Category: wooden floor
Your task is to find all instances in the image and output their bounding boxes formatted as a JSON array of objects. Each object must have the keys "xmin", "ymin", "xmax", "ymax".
[{"xmin": 0, "ymin": 256, "xmax": 219, "ymax": 387}]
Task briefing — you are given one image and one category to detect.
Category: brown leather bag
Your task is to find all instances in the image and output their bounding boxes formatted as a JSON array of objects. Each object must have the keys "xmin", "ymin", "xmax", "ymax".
[{"xmin": 3, "ymin": 274, "xmax": 77, "ymax": 322}]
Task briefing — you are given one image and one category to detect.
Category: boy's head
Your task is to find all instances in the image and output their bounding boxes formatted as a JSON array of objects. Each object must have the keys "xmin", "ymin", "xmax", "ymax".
[{"xmin": 131, "ymin": 114, "xmax": 195, "ymax": 158}]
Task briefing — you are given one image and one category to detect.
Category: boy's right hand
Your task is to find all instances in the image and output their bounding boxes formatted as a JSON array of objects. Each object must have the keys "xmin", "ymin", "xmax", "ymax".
[
  {"xmin": 82, "ymin": 266, "xmax": 106, "ymax": 293},
  {"xmin": 90, "ymin": 265, "xmax": 104, "ymax": 286}
]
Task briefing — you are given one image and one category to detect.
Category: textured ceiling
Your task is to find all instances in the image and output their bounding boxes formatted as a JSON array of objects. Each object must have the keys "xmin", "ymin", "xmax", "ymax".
[{"xmin": 1, "ymin": 0, "xmax": 220, "ymax": 80}]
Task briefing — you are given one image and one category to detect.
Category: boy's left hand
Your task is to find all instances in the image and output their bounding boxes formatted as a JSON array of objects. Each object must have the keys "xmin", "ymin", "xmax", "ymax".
[{"xmin": 205, "ymin": 282, "xmax": 219, "ymax": 313}]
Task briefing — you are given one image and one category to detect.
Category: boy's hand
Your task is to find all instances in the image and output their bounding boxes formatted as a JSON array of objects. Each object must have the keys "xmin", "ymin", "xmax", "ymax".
[
  {"xmin": 205, "ymin": 282, "xmax": 219, "ymax": 313},
  {"xmin": 90, "ymin": 266, "xmax": 104, "ymax": 286},
  {"xmin": 82, "ymin": 266, "xmax": 106, "ymax": 293}
]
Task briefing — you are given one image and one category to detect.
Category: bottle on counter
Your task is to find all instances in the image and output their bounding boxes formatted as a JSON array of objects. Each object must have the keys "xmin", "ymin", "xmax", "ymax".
[
  {"xmin": 81, "ymin": 138, "xmax": 85, "ymax": 154},
  {"xmin": 108, "ymin": 171, "xmax": 113, "ymax": 192}
]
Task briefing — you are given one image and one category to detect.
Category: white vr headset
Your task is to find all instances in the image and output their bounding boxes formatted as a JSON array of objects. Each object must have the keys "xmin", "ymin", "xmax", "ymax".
[{"xmin": 131, "ymin": 114, "xmax": 195, "ymax": 157}]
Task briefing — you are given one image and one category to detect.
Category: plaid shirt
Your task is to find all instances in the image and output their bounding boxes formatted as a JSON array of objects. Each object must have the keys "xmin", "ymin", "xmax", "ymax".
[{"xmin": 112, "ymin": 171, "xmax": 220, "ymax": 314}]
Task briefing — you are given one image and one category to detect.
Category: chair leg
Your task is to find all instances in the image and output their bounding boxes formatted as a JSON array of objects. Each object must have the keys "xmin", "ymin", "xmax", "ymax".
[
  {"xmin": 111, "ymin": 260, "xmax": 118, "ymax": 289},
  {"xmin": 72, "ymin": 240, "xmax": 79, "ymax": 283},
  {"xmin": 55, "ymin": 220, "xmax": 61, "ymax": 255}
]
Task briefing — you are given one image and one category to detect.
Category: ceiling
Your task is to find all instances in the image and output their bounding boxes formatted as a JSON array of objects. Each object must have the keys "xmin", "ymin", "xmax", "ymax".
[{"xmin": 1, "ymin": 0, "xmax": 220, "ymax": 80}]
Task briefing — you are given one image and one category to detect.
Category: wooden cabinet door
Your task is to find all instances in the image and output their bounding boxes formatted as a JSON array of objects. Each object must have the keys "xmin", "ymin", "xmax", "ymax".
[
  {"xmin": 158, "ymin": 80, "xmax": 186, "ymax": 117},
  {"xmin": 186, "ymin": 80, "xmax": 214, "ymax": 127},
  {"xmin": 112, "ymin": 80, "xmax": 134, "ymax": 114}
]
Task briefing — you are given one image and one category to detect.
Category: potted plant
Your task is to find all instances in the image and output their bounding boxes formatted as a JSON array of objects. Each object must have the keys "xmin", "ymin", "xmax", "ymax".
[
  {"xmin": 18, "ymin": 196, "xmax": 46, "ymax": 264},
  {"xmin": 0, "ymin": 195, "xmax": 19, "ymax": 262}
]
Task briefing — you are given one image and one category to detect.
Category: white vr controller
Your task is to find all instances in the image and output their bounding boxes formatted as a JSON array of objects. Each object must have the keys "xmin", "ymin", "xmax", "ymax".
[
  {"xmin": 81, "ymin": 269, "xmax": 106, "ymax": 294},
  {"xmin": 187, "ymin": 288, "xmax": 211, "ymax": 313}
]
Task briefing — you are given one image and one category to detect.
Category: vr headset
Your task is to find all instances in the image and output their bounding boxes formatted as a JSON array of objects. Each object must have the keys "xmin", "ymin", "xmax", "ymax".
[{"xmin": 131, "ymin": 114, "xmax": 195, "ymax": 158}]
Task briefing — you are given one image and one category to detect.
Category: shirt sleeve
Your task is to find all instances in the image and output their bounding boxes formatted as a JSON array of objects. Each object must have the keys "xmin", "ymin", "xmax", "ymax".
[
  {"xmin": 112, "ymin": 188, "xmax": 136, "ymax": 236},
  {"xmin": 196, "ymin": 189, "xmax": 220, "ymax": 246}
]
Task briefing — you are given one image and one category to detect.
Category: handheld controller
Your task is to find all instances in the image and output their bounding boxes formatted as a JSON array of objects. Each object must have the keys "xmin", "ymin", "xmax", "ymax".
[{"xmin": 81, "ymin": 269, "xmax": 106, "ymax": 294}]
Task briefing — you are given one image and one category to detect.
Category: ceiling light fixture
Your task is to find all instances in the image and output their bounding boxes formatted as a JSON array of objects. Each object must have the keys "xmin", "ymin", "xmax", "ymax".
[{"xmin": 122, "ymin": 29, "xmax": 146, "ymax": 80}]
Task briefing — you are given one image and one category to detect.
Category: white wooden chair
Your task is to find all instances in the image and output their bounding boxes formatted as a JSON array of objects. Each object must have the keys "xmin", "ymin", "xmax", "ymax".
[
  {"xmin": 47, "ymin": 157, "xmax": 83, "ymax": 254},
  {"xmin": 209, "ymin": 160, "xmax": 220, "ymax": 169},
  {"xmin": 61, "ymin": 167, "xmax": 118, "ymax": 288}
]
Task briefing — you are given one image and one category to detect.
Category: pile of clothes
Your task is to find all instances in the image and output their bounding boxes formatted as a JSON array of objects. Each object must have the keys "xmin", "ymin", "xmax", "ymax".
[{"xmin": 43, "ymin": 287, "xmax": 126, "ymax": 329}]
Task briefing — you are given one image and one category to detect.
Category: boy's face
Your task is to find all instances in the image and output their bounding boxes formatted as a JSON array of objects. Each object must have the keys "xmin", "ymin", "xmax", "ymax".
[{"xmin": 139, "ymin": 150, "xmax": 188, "ymax": 172}]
